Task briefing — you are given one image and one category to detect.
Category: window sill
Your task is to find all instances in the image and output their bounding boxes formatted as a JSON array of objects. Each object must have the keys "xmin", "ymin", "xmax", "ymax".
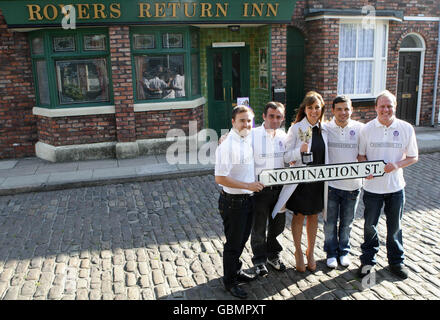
[
  {"xmin": 33, "ymin": 105, "xmax": 115, "ymax": 118},
  {"xmin": 33, "ymin": 97, "xmax": 207, "ymax": 117},
  {"xmin": 134, "ymin": 96, "xmax": 206, "ymax": 112}
]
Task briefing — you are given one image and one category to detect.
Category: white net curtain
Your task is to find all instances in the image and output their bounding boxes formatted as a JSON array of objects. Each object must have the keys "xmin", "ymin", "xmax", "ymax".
[{"xmin": 338, "ymin": 23, "xmax": 374, "ymax": 95}]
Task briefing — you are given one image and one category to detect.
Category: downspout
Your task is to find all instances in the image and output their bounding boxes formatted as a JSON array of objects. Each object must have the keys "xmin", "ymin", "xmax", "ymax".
[{"xmin": 432, "ymin": 19, "xmax": 440, "ymax": 126}]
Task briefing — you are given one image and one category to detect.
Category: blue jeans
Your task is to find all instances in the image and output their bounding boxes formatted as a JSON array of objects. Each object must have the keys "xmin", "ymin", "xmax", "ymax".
[
  {"xmin": 360, "ymin": 189, "xmax": 405, "ymax": 267},
  {"xmin": 324, "ymin": 186, "xmax": 360, "ymax": 259}
]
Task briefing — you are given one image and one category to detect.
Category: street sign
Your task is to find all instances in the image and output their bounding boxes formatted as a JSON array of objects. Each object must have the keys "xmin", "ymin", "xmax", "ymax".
[{"xmin": 259, "ymin": 161, "xmax": 386, "ymax": 186}]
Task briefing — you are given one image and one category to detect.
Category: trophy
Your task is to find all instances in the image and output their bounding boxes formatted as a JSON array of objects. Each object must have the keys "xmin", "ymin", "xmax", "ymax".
[{"xmin": 298, "ymin": 127, "xmax": 313, "ymax": 165}]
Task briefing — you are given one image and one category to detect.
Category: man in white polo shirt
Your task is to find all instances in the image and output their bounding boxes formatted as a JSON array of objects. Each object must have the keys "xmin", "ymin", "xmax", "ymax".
[
  {"xmin": 250, "ymin": 102, "xmax": 288, "ymax": 277},
  {"xmin": 323, "ymin": 96, "xmax": 364, "ymax": 269},
  {"xmin": 358, "ymin": 90, "xmax": 418, "ymax": 280},
  {"xmin": 215, "ymin": 105, "xmax": 265, "ymax": 299}
]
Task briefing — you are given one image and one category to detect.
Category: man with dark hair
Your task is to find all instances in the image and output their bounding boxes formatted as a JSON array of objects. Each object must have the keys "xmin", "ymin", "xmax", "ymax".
[
  {"xmin": 250, "ymin": 102, "xmax": 288, "ymax": 276},
  {"xmin": 322, "ymin": 95, "xmax": 364, "ymax": 269},
  {"xmin": 217, "ymin": 102, "xmax": 288, "ymax": 278},
  {"xmin": 358, "ymin": 90, "xmax": 418, "ymax": 280},
  {"xmin": 215, "ymin": 105, "xmax": 264, "ymax": 299}
]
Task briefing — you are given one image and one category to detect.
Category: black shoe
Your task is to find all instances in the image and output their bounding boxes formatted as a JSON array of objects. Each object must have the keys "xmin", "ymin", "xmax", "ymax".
[
  {"xmin": 389, "ymin": 264, "xmax": 409, "ymax": 279},
  {"xmin": 255, "ymin": 263, "xmax": 269, "ymax": 277},
  {"xmin": 267, "ymin": 258, "xmax": 287, "ymax": 272},
  {"xmin": 226, "ymin": 285, "xmax": 248, "ymax": 299},
  {"xmin": 357, "ymin": 265, "xmax": 374, "ymax": 279},
  {"xmin": 236, "ymin": 270, "xmax": 257, "ymax": 283}
]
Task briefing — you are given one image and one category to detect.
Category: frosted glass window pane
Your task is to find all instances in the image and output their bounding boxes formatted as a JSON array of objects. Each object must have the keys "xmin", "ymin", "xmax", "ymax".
[
  {"xmin": 356, "ymin": 61, "xmax": 373, "ymax": 94},
  {"xmin": 338, "ymin": 61, "xmax": 355, "ymax": 94},
  {"xmin": 339, "ymin": 24, "xmax": 357, "ymax": 58}
]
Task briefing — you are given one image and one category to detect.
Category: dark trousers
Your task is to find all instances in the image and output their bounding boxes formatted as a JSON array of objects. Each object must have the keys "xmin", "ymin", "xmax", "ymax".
[
  {"xmin": 219, "ymin": 192, "xmax": 254, "ymax": 289},
  {"xmin": 251, "ymin": 187, "xmax": 286, "ymax": 265}
]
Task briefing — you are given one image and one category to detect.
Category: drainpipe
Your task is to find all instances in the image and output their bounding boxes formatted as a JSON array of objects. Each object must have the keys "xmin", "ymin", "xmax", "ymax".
[{"xmin": 432, "ymin": 19, "xmax": 440, "ymax": 126}]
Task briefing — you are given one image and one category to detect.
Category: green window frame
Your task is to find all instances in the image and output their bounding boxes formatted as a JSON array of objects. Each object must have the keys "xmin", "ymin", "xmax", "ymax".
[
  {"xmin": 29, "ymin": 28, "xmax": 112, "ymax": 109},
  {"xmin": 130, "ymin": 26, "xmax": 201, "ymax": 103}
]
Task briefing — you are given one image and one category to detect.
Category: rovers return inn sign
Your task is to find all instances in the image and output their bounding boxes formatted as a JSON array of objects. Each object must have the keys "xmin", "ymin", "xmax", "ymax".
[{"xmin": 0, "ymin": 0, "xmax": 299, "ymax": 28}]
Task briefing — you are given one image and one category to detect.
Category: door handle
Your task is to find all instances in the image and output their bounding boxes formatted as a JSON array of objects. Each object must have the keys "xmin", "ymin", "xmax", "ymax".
[
  {"xmin": 231, "ymin": 87, "xmax": 233, "ymax": 100},
  {"xmin": 223, "ymin": 88, "xmax": 225, "ymax": 100}
]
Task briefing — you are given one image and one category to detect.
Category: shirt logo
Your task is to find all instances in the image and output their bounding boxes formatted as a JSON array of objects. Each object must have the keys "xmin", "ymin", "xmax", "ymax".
[
  {"xmin": 349, "ymin": 130, "xmax": 356, "ymax": 140},
  {"xmin": 393, "ymin": 130, "xmax": 399, "ymax": 136}
]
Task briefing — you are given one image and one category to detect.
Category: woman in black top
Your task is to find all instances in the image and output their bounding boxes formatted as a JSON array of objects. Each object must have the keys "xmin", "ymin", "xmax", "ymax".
[{"xmin": 284, "ymin": 91, "xmax": 326, "ymax": 272}]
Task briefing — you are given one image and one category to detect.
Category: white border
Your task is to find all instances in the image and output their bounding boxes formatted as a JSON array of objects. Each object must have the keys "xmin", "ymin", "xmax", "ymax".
[
  {"xmin": 212, "ymin": 42, "xmax": 245, "ymax": 48},
  {"xmin": 403, "ymin": 16, "xmax": 440, "ymax": 22},
  {"xmin": 305, "ymin": 15, "xmax": 402, "ymax": 22},
  {"xmin": 33, "ymin": 97, "xmax": 206, "ymax": 117},
  {"xmin": 33, "ymin": 105, "xmax": 115, "ymax": 117},
  {"xmin": 134, "ymin": 97, "xmax": 206, "ymax": 112}
]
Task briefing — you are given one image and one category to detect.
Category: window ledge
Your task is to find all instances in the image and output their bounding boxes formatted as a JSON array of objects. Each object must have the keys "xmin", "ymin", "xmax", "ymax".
[
  {"xmin": 134, "ymin": 97, "xmax": 206, "ymax": 112},
  {"xmin": 33, "ymin": 105, "xmax": 115, "ymax": 118},
  {"xmin": 33, "ymin": 97, "xmax": 207, "ymax": 118}
]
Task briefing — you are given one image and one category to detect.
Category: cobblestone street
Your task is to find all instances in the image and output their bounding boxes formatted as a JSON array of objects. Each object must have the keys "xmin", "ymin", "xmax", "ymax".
[{"xmin": 0, "ymin": 153, "xmax": 439, "ymax": 300}]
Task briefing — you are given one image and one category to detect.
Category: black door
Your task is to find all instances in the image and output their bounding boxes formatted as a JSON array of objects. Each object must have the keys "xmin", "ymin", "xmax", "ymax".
[{"xmin": 397, "ymin": 52, "xmax": 420, "ymax": 125}]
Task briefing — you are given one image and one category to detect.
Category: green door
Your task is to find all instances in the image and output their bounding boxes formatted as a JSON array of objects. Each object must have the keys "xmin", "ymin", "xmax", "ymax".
[
  {"xmin": 207, "ymin": 46, "xmax": 250, "ymax": 136},
  {"xmin": 286, "ymin": 27, "xmax": 305, "ymax": 129}
]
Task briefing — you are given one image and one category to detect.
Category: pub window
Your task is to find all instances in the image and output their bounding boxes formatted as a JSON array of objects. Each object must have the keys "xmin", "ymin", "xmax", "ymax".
[
  {"xmin": 131, "ymin": 27, "xmax": 201, "ymax": 102},
  {"xmin": 56, "ymin": 59, "xmax": 109, "ymax": 104},
  {"xmin": 29, "ymin": 29, "xmax": 111, "ymax": 108}
]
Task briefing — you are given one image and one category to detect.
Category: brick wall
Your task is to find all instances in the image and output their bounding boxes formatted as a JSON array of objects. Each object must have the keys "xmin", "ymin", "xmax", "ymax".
[
  {"xmin": 0, "ymin": 12, "xmax": 37, "ymax": 159},
  {"xmin": 271, "ymin": 25, "xmax": 287, "ymax": 89},
  {"xmin": 36, "ymin": 115, "xmax": 116, "ymax": 147},
  {"xmin": 136, "ymin": 105, "xmax": 204, "ymax": 140},
  {"xmin": 109, "ymin": 26, "xmax": 136, "ymax": 143}
]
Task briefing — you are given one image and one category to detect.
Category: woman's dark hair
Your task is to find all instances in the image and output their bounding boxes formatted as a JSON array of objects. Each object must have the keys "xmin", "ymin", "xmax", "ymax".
[{"xmin": 293, "ymin": 91, "xmax": 325, "ymax": 124}]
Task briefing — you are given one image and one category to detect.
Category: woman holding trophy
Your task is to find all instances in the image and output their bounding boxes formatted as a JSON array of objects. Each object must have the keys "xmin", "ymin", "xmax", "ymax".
[{"xmin": 283, "ymin": 91, "xmax": 329, "ymax": 272}]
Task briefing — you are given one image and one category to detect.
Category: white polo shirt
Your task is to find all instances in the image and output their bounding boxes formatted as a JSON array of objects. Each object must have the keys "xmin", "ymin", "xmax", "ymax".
[
  {"xmin": 215, "ymin": 129, "xmax": 255, "ymax": 194},
  {"xmin": 324, "ymin": 118, "xmax": 364, "ymax": 191},
  {"xmin": 251, "ymin": 123, "xmax": 287, "ymax": 178},
  {"xmin": 359, "ymin": 117, "xmax": 418, "ymax": 194}
]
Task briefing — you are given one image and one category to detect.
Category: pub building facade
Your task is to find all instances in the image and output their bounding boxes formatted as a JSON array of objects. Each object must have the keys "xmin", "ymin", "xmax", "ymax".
[{"xmin": 0, "ymin": 0, "xmax": 439, "ymax": 161}]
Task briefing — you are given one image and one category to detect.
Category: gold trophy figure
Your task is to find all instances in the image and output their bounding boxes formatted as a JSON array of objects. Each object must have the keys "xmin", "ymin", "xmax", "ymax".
[{"xmin": 298, "ymin": 127, "xmax": 313, "ymax": 165}]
